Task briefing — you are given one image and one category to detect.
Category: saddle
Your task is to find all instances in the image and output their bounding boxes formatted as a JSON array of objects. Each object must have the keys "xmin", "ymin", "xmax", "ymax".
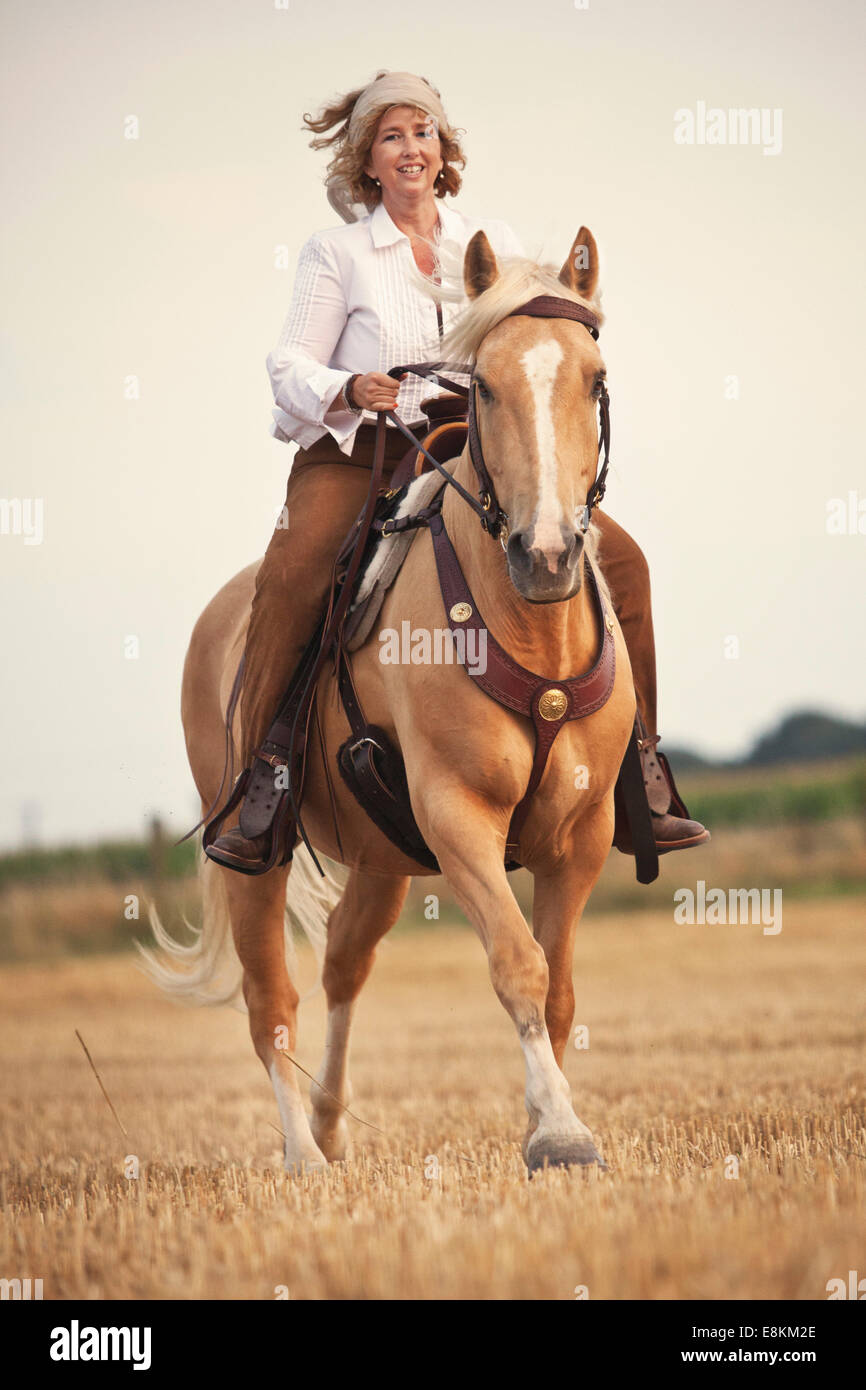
[{"xmin": 202, "ymin": 297, "xmax": 660, "ymax": 883}]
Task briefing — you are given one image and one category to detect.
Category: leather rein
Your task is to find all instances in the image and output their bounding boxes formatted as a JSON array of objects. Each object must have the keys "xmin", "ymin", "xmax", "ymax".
[{"xmin": 381, "ymin": 293, "xmax": 611, "ymax": 542}]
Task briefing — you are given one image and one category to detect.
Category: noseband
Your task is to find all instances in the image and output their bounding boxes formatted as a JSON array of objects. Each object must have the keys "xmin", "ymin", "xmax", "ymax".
[{"xmin": 385, "ymin": 294, "xmax": 611, "ymax": 541}]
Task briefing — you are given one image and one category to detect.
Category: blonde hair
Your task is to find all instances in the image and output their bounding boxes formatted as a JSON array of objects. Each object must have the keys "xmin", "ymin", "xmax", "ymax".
[{"xmin": 302, "ymin": 70, "xmax": 466, "ymax": 214}]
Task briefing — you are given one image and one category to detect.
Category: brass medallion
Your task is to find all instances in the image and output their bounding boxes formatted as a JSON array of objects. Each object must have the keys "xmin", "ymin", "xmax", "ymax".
[
  {"xmin": 605, "ymin": 611, "xmax": 615, "ymax": 634},
  {"xmin": 538, "ymin": 688, "xmax": 568, "ymax": 722},
  {"xmin": 450, "ymin": 602, "xmax": 473, "ymax": 623}
]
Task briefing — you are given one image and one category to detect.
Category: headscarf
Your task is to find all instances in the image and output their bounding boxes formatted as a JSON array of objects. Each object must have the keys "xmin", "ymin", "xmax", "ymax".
[{"xmin": 325, "ymin": 71, "xmax": 449, "ymax": 224}]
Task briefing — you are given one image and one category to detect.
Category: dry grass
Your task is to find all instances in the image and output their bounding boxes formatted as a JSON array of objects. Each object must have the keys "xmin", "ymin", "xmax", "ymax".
[
  {"xmin": 0, "ymin": 896, "xmax": 863, "ymax": 1300},
  {"xmin": 3, "ymin": 816, "xmax": 863, "ymax": 964},
  {"xmin": 0, "ymin": 879, "xmax": 197, "ymax": 962}
]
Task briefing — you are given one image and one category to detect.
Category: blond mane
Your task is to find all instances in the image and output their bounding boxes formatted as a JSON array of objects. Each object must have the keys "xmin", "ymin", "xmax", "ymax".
[{"xmin": 405, "ymin": 238, "xmax": 604, "ymax": 365}]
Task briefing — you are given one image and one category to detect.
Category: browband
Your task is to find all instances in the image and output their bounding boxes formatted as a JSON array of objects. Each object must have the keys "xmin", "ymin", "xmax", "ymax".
[{"xmin": 505, "ymin": 294, "xmax": 601, "ymax": 340}]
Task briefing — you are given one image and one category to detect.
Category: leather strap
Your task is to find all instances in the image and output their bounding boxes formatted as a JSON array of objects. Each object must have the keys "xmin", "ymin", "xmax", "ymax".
[
  {"xmin": 427, "ymin": 510, "xmax": 616, "ymax": 863},
  {"xmin": 238, "ymin": 616, "xmax": 324, "ymax": 841},
  {"xmin": 615, "ymin": 726, "xmax": 659, "ymax": 884},
  {"xmin": 428, "ymin": 512, "xmax": 615, "ymax": 717},
  {"xmin": 389, "ymin": 294, "xmax": 609, "ymax": 540},
  {"xmin": 504, "ymin": 294, "xmax": 600, "ymax": 338}
]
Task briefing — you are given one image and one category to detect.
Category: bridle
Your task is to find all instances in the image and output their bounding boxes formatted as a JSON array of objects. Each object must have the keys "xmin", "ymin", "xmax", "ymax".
[{"xmin": 382, "ymin": 293, "xmax": 611, "ymax": 544}]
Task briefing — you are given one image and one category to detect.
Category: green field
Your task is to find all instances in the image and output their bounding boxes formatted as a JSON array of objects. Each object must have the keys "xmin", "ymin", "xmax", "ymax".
[{"xmin": 1, "ymin": 758, "xmax": 864, "ymax": 962}]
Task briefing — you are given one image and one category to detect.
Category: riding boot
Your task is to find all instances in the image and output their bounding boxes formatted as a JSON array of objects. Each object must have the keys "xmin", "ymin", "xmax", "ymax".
[
  {"xmin": 613, "ymin": 714, "xmax": 710, "ymax": 856},
  {"xmin": 205, "ymin": 809, "xmax": 299, "ymax": 877},
  {"xmin": 204, "ymin": 824, "xmax": 278, "ymax": 873},
  {"xmin": 204, "ymin": 630, "xmax": 320, "ymax": 875},
  {"xmin": 203, "ymin": 740, "xmax": 304, "ymax": 875}
]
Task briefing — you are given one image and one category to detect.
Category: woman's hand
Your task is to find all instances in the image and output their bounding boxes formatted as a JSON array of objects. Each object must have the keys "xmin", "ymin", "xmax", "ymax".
[{"xmin": 350, "ymin": 371, "xmax": 406, "ymax": 412}]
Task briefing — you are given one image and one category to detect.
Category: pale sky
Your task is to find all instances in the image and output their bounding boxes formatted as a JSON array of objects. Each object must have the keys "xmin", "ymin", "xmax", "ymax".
[{"xmin": 1, "ymin": 0, "xmax": 864, "ymax": 849}]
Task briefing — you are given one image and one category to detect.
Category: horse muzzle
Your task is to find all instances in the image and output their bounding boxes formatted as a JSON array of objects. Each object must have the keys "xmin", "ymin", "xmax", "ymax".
[{"xmin": 505, "ymin": 526, "xmax": 585, "ymax": 603}]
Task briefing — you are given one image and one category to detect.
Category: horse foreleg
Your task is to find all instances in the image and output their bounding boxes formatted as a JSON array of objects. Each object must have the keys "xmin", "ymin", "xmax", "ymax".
[
  {"xmin": 532, "ymin": 848, "xmax": 605, "ymax": 1065},
  {"xmin": 311, "ymin": 871, "xmax": 410, "ymax": 1162},
  {"xmin": 421, "ymin": 794, "xmax": 605, "ymax": 1173},
  {"xmin": 528, "ymin": 832, "xmax": 609, "ymax": 1161},
  {"xmin": 223, "ymin": 869, "xmax": 328, "ymax": 1174}
]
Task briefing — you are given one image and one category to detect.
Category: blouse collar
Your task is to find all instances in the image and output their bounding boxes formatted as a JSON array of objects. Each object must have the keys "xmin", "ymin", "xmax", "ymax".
[{"xmin": 368, "ymin": 197, "xmax": 462, "ymax": 249}]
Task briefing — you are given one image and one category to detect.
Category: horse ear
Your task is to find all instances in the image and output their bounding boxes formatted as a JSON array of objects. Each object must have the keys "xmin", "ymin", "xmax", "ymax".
[
  {"xmin": 559, "ymin": 226, "xmax": 599, "ymax": 300},
  {"xmin": 464, "ymin": 230, "xmax": 499, "ymax": 299}
]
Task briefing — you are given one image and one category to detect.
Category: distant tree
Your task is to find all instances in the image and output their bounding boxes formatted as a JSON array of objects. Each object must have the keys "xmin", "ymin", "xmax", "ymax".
[{"xmin": 746, "ymin": 711, "xmax": 866, "ymax": 766}]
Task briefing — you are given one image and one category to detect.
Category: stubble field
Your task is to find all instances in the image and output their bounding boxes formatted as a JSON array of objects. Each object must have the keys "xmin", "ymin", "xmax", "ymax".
[{"xmin": 0, "ymin": 895, "xmax": 863, "ymax": 1300}]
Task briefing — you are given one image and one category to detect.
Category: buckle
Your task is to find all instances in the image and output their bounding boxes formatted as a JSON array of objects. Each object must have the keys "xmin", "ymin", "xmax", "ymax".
[
  {"xmin": 255, "ymin": 749, "xmax": 288, "ymax": 770},
  {"xmin": 348, "ymin": 734, "xmax": 384, "ymax": 758}
]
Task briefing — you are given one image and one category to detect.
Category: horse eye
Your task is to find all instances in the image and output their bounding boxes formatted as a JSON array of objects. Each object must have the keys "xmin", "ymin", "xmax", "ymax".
[{"xmin": 477, "ymin": 380, "xmax": 491, "ymax": 402}]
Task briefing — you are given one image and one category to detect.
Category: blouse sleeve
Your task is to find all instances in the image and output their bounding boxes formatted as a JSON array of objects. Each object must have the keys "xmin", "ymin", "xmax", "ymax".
[{"xmin": 265, "ymin": 234, "xmax": 359, "ymax": 450}]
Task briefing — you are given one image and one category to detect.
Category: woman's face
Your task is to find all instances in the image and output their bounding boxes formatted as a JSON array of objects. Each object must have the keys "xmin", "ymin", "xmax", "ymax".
[{"xmin": 364, "ymin": 105, "xmax": 444, "ymax": 204}]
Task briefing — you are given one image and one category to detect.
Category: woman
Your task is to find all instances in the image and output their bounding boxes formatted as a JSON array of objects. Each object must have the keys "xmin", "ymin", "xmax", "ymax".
[{"xmin": 207, "ymin": 69, "xmax": 708, "ymax": 872}]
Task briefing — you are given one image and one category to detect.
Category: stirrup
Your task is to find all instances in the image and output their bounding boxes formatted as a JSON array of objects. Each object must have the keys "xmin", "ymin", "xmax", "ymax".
[
  {"xmin": 613, "ymin": 717, "xmax": 710, "ymax": 862},
  {"xmin": 202, "ymin": 769, "xmax": 296, "ymax": 876}
]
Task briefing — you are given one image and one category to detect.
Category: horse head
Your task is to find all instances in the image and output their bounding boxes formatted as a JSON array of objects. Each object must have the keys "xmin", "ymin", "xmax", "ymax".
[{"xmin": 461, "ymin": 227, "xmax": 606, "ymax": 604}]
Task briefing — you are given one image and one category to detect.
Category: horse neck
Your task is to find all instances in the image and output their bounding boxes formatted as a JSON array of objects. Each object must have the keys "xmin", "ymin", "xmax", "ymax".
[{"xmin": 440, "ymin": 450, "xmax": 601, "ymax": 681}]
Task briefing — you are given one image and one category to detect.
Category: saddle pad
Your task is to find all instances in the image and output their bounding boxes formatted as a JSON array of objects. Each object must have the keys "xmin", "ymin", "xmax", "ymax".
[{"xmin": 346, "ymin": 469, "xmax": 448, "ymax": 652}]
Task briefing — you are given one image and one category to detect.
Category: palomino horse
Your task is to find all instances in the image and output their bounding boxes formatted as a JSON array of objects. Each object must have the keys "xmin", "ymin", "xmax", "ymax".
[{"xmin": 144, "ymin": 227, "xmax": 636, "ymax": 1174}]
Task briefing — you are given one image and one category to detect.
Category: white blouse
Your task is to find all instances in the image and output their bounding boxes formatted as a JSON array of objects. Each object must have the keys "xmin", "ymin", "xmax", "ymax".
[{"xmin": 267, "ymin": 199, "xmax": 525, "ymax": 455}]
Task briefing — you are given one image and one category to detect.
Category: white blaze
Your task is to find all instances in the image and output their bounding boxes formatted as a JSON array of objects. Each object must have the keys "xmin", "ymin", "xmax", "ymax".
[{"xmin": 521, "ymin": 339, "xmax": 565, "ymax": 569}]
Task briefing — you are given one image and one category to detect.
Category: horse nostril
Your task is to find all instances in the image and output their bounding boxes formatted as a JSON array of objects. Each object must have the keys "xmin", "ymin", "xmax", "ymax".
[
  {"xmin": 506, "ymin": 530, "xmax": 532, "ymax": 562},
  {"xmin": 560, "ymin": 529, "xmax": 584, "ymax": 567}
]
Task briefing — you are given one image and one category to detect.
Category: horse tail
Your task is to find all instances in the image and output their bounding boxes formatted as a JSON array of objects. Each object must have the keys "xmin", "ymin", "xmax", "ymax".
[
  {"xmin": 137, "ymin": 843, "xmax": 348, "ymax": 1008},
  {"xmin": 137, "ymin": 852, "xmax": 242, "ymax": 1007},
  {"xmin": 282, "ymin": 843, "xmax": 348, "ymax": 994}
]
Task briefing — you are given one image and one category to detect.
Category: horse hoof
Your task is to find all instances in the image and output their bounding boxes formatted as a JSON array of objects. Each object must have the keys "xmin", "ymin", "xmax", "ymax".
[
  {"xmin": 283, "ymin": 1152, "xmax": 329, "ymax": 1176},
  {"xmin": 526, "ymin": 1132, "xmax": 608, "ymax": 1174},
  {"xmin": 311, "ymin": 1113, "xmax": 351, "ymax": 1164},
  {"xmin": 314, "ymin": 1132, "xmax": 351, "ymax": 1164}
]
